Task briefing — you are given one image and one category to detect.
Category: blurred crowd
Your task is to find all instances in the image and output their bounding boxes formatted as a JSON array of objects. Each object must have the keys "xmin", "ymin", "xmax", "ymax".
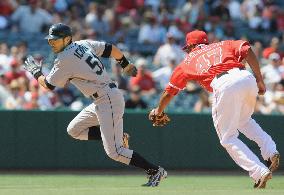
[{"xmin": 0, "ymin": 0, "xmax": 284, "ymax": 114}]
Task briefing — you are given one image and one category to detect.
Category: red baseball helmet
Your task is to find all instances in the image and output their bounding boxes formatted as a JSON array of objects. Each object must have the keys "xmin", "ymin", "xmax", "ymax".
[{"xmin": 182, "ymin": 30, "xmax": 208, "ymax": 50}]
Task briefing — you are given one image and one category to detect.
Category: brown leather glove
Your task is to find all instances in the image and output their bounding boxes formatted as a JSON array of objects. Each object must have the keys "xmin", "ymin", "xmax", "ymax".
[{"xmin": 149, "ymin": 109, "xmax": 170, "ymax": 127}]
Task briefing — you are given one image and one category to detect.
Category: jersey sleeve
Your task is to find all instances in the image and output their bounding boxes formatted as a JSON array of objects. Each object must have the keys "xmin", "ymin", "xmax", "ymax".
[
  {"xmin": 165, "ymin": 65, "xmax": 188, "ymax": 96},
  {"xmin": 45, "ymin": 58, "xmax": 72, "ymax": 88},
  {"xmin": 85, "ymin": 40, "xmax": 108, "ymax": 57},
  {"xmin": 231, "ymin": 40, "xmax": 251, "ymax": 62}
]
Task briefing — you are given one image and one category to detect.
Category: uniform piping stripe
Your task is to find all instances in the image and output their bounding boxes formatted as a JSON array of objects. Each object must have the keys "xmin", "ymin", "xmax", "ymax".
[
  {"xmin": 169, "ymin": 83, "xmax": 183, "ymax": 90},
  {"xmin": 106, "ymin": 94, "xmax": 131, "ymax": 160},
  {"xmin": 237, "ymin": 41, "xmax": 246, "ymax": 62},
  {"xmin": 213, "ymin": 91, "xmax": 221, "ymax": 139}
]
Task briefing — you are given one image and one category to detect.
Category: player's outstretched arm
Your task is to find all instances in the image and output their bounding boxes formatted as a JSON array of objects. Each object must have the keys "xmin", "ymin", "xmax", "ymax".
[
  {"xmin": 111, "ymin": 45, "xmax": 137, "ymax": 77},
  {"xmin": 149, "ymin": 91, "xmax": 173, "ymax": 127},
  {"xmin": 154, "ymin": 91, "xmax": 174, "ymax": 115},
  {"xmin": 245, "ymin": 48, "xmax": 266, "ymax": 95}
]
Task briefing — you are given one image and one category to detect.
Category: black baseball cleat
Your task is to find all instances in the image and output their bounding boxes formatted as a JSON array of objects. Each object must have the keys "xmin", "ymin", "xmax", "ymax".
[
  {"xmin": 142, "ymin": 167, "xmax": 167, "ymax": 187},
  {"xmin": 253, "ymin": 171, "xmax": 272, "ymax": 189},
  {"xmin": 266, "ymin": 153, "xmax": 280, "ymax": 172}
]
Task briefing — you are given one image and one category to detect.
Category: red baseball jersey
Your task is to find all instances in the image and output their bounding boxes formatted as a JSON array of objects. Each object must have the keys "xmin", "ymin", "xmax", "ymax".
[{"xmin": 165, "ymin": 40, "xmax": 251, "ymax": 95}]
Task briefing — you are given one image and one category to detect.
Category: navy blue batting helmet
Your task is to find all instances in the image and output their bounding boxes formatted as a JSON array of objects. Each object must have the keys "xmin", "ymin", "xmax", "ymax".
[{"xmin": 45, "ymin": 23, "xmax": 72, "ymax": 39}]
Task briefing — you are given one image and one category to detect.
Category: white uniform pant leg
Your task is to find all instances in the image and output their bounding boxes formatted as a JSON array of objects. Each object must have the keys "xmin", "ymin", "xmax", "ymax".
[
  {"xmin": 212, "ymin": 74, "xmax": 269, "ymax": 182},
  {"xmin": 67, "ymin": 103, "xmax": 99, "ymax": 140},
  {"xmin": 95, "ymin": 88, "xmax": 133, "ymax": 165},
  {"xmin": 237, "ymin": 78, "xmax": 277, "ymax": 161}
]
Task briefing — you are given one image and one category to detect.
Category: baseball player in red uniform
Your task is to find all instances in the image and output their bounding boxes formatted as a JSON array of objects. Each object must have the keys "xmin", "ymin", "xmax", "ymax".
[{"xmin": 149, "ymin": 30, "xmax": 280, "ymax": 188}]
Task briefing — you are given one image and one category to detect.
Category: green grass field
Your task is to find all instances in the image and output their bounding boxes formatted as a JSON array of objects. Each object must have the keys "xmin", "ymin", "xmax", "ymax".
[{"xmin": 0, "ymin": 173, "xmax": 283, "ymax": 195}]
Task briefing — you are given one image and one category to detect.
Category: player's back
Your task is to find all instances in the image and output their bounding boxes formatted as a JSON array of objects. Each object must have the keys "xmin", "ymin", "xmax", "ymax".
[
  {"xmin": 180, "ymin": 40, "xmax": 250, "ymax": 91},
  {"xmin": 58, "ymin": 40, "xmax": 111, "ymax": 82},
  {"xmin": 53, "ymin": 40, "xmax": 113, "ymax": 97}
]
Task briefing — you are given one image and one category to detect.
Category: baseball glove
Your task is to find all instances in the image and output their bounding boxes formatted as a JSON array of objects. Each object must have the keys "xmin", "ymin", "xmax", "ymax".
[
  {"xmin": 149, "ymin": 109, "xmax": 170, "ymax": 127},
  {"xmin": 122, "ymin": 132, "xmax": 130, "ymax": 149}
]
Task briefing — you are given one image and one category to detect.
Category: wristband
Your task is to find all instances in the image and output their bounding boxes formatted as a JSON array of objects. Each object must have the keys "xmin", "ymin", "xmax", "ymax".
[
  {"xmin": 117, "ymin": 55, "xmax": 129, "ymax": 68},
  {"xmin": 34, "ymin": 71, "xmax": 43, "ymax": 80}
]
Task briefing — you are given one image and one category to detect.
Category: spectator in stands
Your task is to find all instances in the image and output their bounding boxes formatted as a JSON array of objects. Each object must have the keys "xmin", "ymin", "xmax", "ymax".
[
  {"xmin": 111, "ymin": 63, "xmax": 128, "ymax": 92},
  {"xmin": 0, "ymin": 43, "xmax": 10, "ymax": 73},
  {"xmin": 125, "ymin": 87, "xmax": 148, "ymax": 109},
  {"xmin": 53, "ymin": 0, "xmax": 68, "ymax": 13},
  {"xmin": 153, "ymin": 56, "xmax": 176, "ymax": 90},
  {"xmin": 23, "ymin": 91, "xmax": 39, "ymax": 110},
  {"xmin": 0, "ymin": 0, "xmax": 17, "ymax": 17},
  {"xmin": 193, "ymin": 90, "xmax": 211, "ymax": 113},
  {"xmin": 0, "ymin": 69, "xmax": 10, "ymax": 108},
  {"xmin": 255, "ymin": 83, "xmax": 284, "ymax": 115},
  {"xmin": 11, "ymin": 0, "xmax": 53, "ymax": 33},
  {"xmin": 241, "ymin": 0, "xmax": 263, "ymax": 21},
  {"xmin": 4, "ymin": 79, "xmax": 23, "ymax": 109},
  {"xmin": 276, "ymin": 6, "xmax": 284, "ymax": 32},
  {"xmin": 115, "ymin": 0, "xmax": 140, "ymax": 14},
  {"xmin": 180, "ymin": 0, "xmax": 206, "ymax": 27},
  {"xmin": 261, "ymin": 52, "xmax": 282, "ymax": 91},
  {"xmin": 228, "ymin": 0, "xmax": 242, "ymax": 20},
  {"xmin": 129, "ymin": 58, "xmax": 156, "ymax": 96},
  {"xmin": 204, "ymin": 16, "xmax": 225, "ymax": 40},
  {"xmin": 262, "ymin": 37, "xmax": 280, "ymax": 59},
  {"xmin": 254, "ymin": 96, "xmax": 273, "ymax": 114},
  {"xmin": 167, "ymin": 19, "xmax": 185, "ymax": 42},
  {"xmin": 272, "ymin": 80, "xmax": 284, "ymax": 113},
  {"xmin": 144, "ymin": 0, "xmax": 161, "ymax": 14},
  {"xmin": 85, "ymin": 4, "xmax": 110, "ymax": 37},
  {"xmin": 261, "ymin": 52, "xmax": 283, "ymax": 111},
  {"xmin": 114, "ymin": 16, "xmax": 133, "ymax": 50},
  {"xmin": 252, "ymin": 41, "xmax": 263, "ymax": 62},
  {"xmin": 211, "ymin": 0, "xmax": 231, "ymax": 22},
  {"xmin": 38, "ymin": 87, "xmax": 59, "ymax": 110},
  {"xmin": 281, "ymin": 56, "xmax": 284, "ymax": 76},
  {"xmin": 138, "ymin": 12, "xmax": 167, "ymax": 45},
  {"xmin": 153, "ymin": 32, "xmax": 184, "ymax": 67},
  {"xmin": 4, "ymin": 59, "xmax": 26, "ymax": 85},
  {"xmin": 17, "ymin": 41, "xmax": 28, "ymax": 60},
  {"xmin": 55, "ymin": 87, "xmax": 77, "ymax": 107},
  {"xmin": 23, "ymin": 78, "xmax": 38, "ymax": 101},
  {"xmin": 262, "ymin": 4, "xmax": 279, "ymax": 32},
  {"xmin": 85, "ymin": 2, "xmax": 98, "ymax": 28}
]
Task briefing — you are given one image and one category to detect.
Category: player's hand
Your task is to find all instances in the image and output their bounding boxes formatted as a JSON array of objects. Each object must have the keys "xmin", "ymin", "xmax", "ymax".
[
  {"xmin": 149, "ymin": 108, "xmax": 158, "ymax": 121},
  {"xmin": 122, "ymin": 64, "xmax": 137, "ymax": 77},
  {"xmin": 24, "ymin": 55, "xmax": 42, "ymax": 77},
  {"xmin": 257, "ymin": 80, "xmax": 266, "ymax": 95}
]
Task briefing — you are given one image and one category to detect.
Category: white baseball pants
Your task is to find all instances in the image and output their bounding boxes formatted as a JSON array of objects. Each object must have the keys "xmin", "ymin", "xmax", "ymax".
[
  {"xmin": 210, "ymin": 68, "xmax": 278, "ymax": 182},
  {"xmin": 66, "ymin": 87, "xmax": 133, "ymax": 165}
]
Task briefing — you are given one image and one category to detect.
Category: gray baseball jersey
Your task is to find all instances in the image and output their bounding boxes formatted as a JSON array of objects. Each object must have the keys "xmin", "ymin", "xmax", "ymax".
[
  {"xmin": 46, "ymin": 40, "xmax": 113, "ymax": 97},
  {"xmin": 46, "ymin": 40, "xmax": 133, "ymax": 165}
]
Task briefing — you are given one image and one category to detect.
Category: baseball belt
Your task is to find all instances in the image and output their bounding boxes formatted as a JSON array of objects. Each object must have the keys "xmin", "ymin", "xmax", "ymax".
[{"xmin": 216, "ymin": 67, "xmax": 246, "ymax": 79}]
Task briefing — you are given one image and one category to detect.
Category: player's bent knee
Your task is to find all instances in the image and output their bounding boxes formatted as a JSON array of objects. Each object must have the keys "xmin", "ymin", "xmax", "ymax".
[
  {"xmin": 67, "ymin": 126, "xmax": 75, "ymax": 137},
  {"xmin": 106, "ymin": 151, "xmax": 120, "ymax": 161},
  {"xmin": 220, "ymin": 138, "xmax": 236, "ymax": 148},
  {"xmin": 104, "ymin": 147, "xmax": 131, "ymax": 165},
  {"xmin": 67, "ymin": 123, "xmax": 80, "ymax": 139}
]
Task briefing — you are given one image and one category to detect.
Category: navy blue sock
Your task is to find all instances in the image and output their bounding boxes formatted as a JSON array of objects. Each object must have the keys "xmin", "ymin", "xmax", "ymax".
[
  {"xmin": 129, "ymin": 152, "xmax": 159, "ymax": 174},
  {"xmin": 88, "ymin": 126, "xmax": 102, "ymax": 140}
]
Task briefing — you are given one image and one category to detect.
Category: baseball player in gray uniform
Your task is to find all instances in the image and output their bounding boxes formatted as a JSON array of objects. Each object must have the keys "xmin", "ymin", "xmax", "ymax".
[{"xmin": 24, "ymin": 23, "xmax": 167, "ymax": 187}]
